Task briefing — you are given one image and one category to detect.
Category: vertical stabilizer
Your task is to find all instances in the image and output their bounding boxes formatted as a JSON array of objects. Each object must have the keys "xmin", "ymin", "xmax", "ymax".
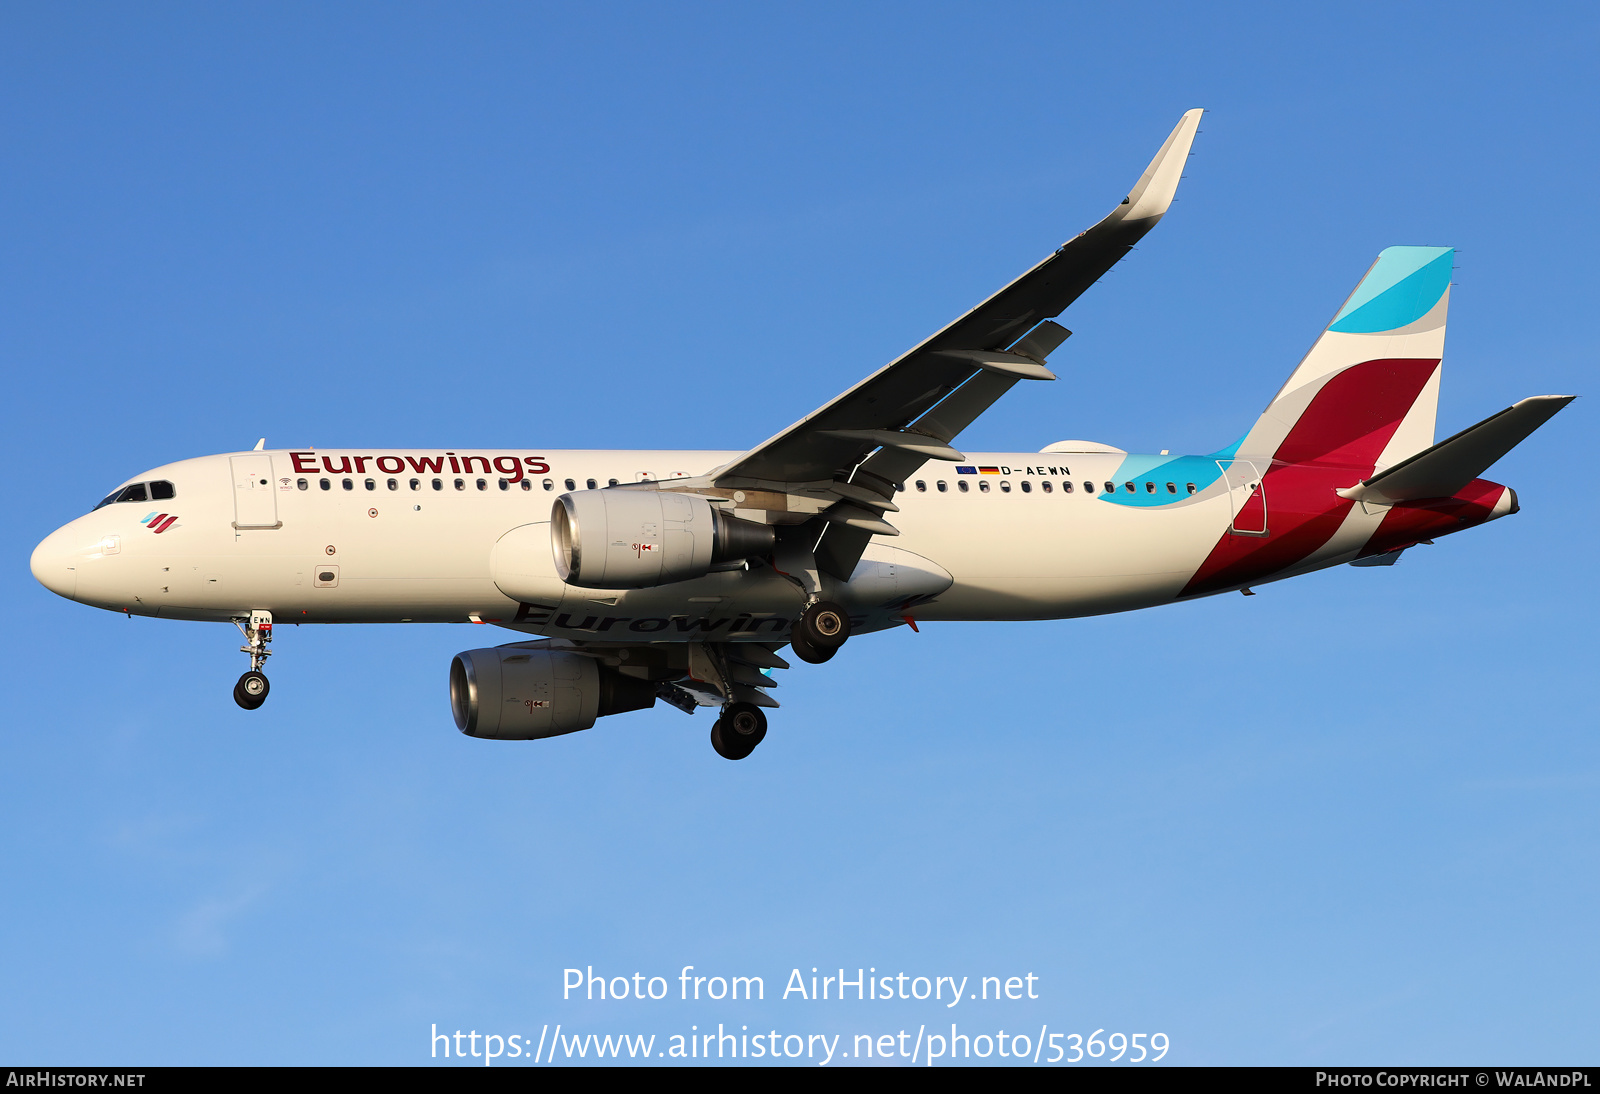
[{"xmin": 1237, "ymin": 247, "xmax": 1453, "ymax": 472}]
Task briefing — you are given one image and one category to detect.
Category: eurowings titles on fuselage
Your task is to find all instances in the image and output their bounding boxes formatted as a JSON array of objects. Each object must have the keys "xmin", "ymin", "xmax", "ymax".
[{"xmin": 29, "ymin": 110, "xmax": 1572, "ymax": 760}]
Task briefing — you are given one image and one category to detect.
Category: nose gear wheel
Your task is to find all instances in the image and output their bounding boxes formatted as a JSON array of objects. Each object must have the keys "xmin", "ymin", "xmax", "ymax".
[{"xmin": 234, "ymin": 670, "xmax": 270, "ymax": 710}]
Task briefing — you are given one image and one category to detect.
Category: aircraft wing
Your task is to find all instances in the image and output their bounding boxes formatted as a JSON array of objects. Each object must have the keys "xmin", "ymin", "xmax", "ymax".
[{"xmin": 714, "ymin": 108, "xmax": 1204, "ymax": 490}]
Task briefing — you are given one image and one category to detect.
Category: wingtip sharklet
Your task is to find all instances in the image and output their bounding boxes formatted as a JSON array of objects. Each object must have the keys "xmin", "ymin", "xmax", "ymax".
[{"xmin": 1119, "ymin": 108, "xmax": 1204, "ymax": 223}]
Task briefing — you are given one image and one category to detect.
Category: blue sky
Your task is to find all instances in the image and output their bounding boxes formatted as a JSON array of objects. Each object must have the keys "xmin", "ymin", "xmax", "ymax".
[{"xmin": 2, "ymin": 2, "xmax": 1595, "ymax": 1066}]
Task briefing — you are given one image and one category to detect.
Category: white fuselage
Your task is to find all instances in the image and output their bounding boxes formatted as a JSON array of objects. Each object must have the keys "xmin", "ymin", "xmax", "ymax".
[{"xmin": 30, "ymin": 446, "xmax": 1362, "ymax": 641}]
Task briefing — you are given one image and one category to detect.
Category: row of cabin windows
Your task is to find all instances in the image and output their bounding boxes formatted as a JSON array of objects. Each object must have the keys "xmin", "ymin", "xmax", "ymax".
[
  {"xmin": 908, "ymin": 479, "xmax": 1200, "ymax": 495},
  {"xmin": 286, "ymin": 474, "xmax": 1203, "ymax": 498},
  {"xmin": 295, "ymin": 476, "xmax": 623, "ymax": 493},
  {"xmin": 94, "ymin": 479, "xmax": 177, "ymax": 509}
]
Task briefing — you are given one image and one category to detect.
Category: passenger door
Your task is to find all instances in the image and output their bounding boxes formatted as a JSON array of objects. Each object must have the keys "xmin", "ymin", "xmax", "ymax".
[{"xmin": 229, "ymin": 454, "xmax": 281, "ymax": 529}]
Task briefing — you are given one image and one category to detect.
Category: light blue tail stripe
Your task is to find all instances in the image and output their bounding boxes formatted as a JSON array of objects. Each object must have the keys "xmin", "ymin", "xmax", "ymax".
[{"xmin": 1328, "ymin": 248, "xmax": 1453, "ymax": 334}]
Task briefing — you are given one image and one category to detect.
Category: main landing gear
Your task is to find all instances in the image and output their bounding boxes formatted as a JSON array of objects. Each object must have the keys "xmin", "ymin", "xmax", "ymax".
[
  {"xmin": 710, "ymin": 702, "xmax": 768, "ymax": 761},
  {"xmin": 788, "ymin": 599, "xmax": 851, "ymax": 664},
  {"xmin": 232, "ymin": 610, "xmax": 273, "ymax": 710}
]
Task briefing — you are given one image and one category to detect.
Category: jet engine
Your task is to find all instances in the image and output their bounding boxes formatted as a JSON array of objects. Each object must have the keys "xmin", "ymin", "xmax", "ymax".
[
  {"xmin": 449, "ymin": 646, "xmax": 657, "ymax": 740},
  {"xmin": 551, "ymin": 489, "xmax": 774, "ymax": 589}
]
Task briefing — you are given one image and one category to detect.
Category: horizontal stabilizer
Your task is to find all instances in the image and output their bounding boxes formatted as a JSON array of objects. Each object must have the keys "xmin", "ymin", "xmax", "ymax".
[{"xmin": 1339, "ymin": 395, "xmax": 1574, "ymax": 504}]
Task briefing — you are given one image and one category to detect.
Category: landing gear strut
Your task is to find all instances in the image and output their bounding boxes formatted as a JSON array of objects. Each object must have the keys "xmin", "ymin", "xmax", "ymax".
[
  {"xmin": 232, "ymin": 610, "xmax": 273, "ymax": 710},
  {"xmin": 710, "ymin": 701, "xmax": 767, "ymax": 760},
  {"xmin": 789, "ymin": 600, "xmax": 850, "ymax": 664}
]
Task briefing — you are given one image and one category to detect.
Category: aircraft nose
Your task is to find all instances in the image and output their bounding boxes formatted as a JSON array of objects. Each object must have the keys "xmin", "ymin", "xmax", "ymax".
[{"xmin": 30, "ymin": 525, "xmax": 80, "ymax": 601}]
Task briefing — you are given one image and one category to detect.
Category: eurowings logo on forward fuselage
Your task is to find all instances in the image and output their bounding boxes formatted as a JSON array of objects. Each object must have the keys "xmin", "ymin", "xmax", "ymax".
[{"xmin": 141, "ymin": 512, "xmax": 178, "ymax": 534}]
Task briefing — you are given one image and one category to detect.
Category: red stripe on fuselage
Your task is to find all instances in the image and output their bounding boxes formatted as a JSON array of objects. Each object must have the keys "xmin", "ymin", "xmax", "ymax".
[{"xmin": 1181, "ymin": 359, "xmax": 1439, "ymax": 596}]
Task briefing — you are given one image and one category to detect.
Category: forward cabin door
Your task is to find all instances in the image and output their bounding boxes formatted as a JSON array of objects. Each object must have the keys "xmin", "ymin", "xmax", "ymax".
[
  {"xmin": 1217, "ymin": 459, "xmax": 1268, "ymax": 536},
  {"xmin": 229, "ymin": 454, "xmax": 281, "ymax": 529}
]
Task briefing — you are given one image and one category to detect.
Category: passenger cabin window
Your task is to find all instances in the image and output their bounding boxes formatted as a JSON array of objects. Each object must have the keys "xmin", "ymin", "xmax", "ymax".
[
  {"xmin": 1166, "ymin": 482, "xmax": 1176, "ymax": 494},
  {"xmin": 365, "ymin": 478, "xmax": 376, "ymax": 491},
  {"xmin": 936, "ymin": 481, "xmax": 947, "ymax": 493},
  {"xmin": 320, "ymin": 478, "xmax": 331, "ymax": 491},
  {"xmin": 999, "ymin": 481, "xmax": 1011, "ymax": 493},
  {"xmin": 296, "ymin": 479, "xmax": 308, "ymax": 491},
  {"xmin": 1084, "ymin": 482, "xmax": 1095, "ymax": 494},
  {"xmin": 409, "ymin": 478, "xmax": 420, "ymax": 490},
  {"xmin": 608, "ymin": 478, "xmax": 619, "ymax": 487},
  {"xmin": 565, "ymin": 478, "xmax": 576, "ymax": 491},
  {"xmin": 1041, "ymin": 481, "xmax": 1052, "ymax": 493},
  {"xmin": 520, "ymin": 479, "xmax": 532, "ymax": 491},
  {"xmin": 432, "ymin": 478, "xmax": 443, "ymax": 491},
  {"xmin": 915, "ymin": 480, "xmax": 926, "ymax": 492},
  {"xmin": 586, "ymin": 478, "xmax": 596, "ymax": 490},
  {"xmin": 454, "ymin": 478, "xmax": 465, "ymax": 490},
  {"xmin": 1020, "ymin": 481, "xmax": 1031, "ymax": 493},
  {"xmin": 1125, "ymin": 482, "xmax": 1135, "ymax": 493},
  {"xmin": 1186, "ymin": 483, "xmax": 1197, "ymax": 494},
  {"xmin": 1145, "ymin": 482, "xmax": 1155, "ymax": 493},
  {"xmin": 979, "ymin": 481, "xmax": 990, "ymax": 493},
  {"xmin": 543, "ymin": 478, "xmax": 554, "ymax": 491},
  {"xmin": 476, "ymin": 478, "xmax": 487, "ymax": 490},
  {"xmin": 1063, "ymin": 481, "xmax": 1073, "ymax": 493},
  {"xmin": 958, "ymin": 481, "xmax": 969, "ymax": 493},
  {"xmin": 342, "ymin": 478, "xmax": 354, "ymax": 490},
  {"xmin": 498, "ymin": 478, "xmax": 510, "ymax": 491},
  {"xmin": 387, "ymin": 478, "xmax": 398, "ymax": 490}
]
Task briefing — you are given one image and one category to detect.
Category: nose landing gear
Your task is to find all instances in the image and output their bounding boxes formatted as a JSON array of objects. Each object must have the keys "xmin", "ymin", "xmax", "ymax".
[
  {"xmin": 710, "ymin": 701, "xmax": 768, "ymax": 760},
  {"xmin": 232, "ymin": 610, "xmax": 274, "ymax": 710}
]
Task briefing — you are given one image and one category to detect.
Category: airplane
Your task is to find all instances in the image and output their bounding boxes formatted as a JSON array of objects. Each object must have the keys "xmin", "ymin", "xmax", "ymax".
[{"xmin": 30, "ymin": 109, "xmax": 1573, "ymax": 761}]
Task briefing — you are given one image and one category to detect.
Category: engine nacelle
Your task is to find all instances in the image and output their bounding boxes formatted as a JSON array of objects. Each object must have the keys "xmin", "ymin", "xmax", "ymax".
[
  {"xmin": 449, "ymin": 647, "xmax": 656, "ymax": 740},
  {"xmin": 551, "ymin": 489, "xmax": 774, "ymax": 589}
]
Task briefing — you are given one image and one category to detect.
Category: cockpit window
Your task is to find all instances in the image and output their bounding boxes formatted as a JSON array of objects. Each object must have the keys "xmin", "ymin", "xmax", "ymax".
[{"xmin": 94, "ymin": 480, "xmax": 176, "ymax": 509}]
